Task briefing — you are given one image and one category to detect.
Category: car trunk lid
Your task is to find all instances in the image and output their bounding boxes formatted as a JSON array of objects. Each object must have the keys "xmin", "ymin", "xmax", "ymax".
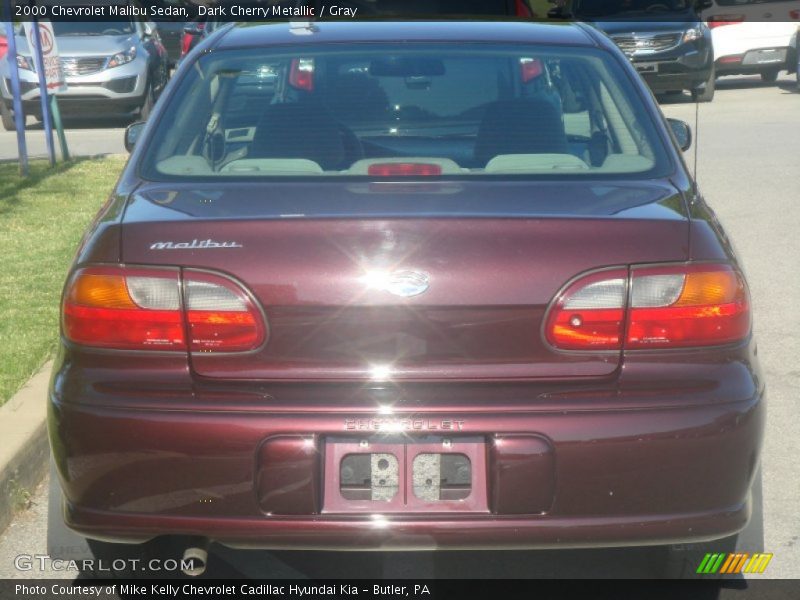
[{"xmin": 121, "ymin": 179, "xmax": 689, "ymax": 381}]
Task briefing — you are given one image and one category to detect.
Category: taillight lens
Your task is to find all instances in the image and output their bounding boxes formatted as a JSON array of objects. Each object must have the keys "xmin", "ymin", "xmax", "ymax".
[
  {"xmin": 180, "ymin": 23, "xmax": 204, "ymax": 56},
  {"xmin": 520, "ymin": 58, "xmax": 544, "ymax": 83},
  {"xmin": 184, "ymin": 270, "xmax": 266, "ymax": 352},
  {"xmin": 626, "ymin": 264, "xmax": 750, "ymax": 348},
  {"xmin": 63, "ymin": 266, "xmax": 266, "ymax": 352},
  {"xmin": 545, "ymin": 268, "xmax": 627, "ymax": 351},
  {"xmin": 64, "ymin": 267, "xmax": 184, "ymax": 350},
  {"xmin": 707, "ymin": 15, "xmax": 745, "ymax": 28},
  {"xmin": 289, "ymin": 58, "xmax": 314, "ymax": 92},
  {"xmin": 546, "ymin": 264, "xmax": 750, "ymax": 351},
  {"xmin": 515, "ymin": 0, "xmax": 533, "ymax": 17}
]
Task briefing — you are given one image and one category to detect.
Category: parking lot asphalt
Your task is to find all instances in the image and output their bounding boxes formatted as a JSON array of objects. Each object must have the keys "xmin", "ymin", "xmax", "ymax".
[{"xmin": 0, "ymin": 74, "xmax": 798, "ymax": 581}]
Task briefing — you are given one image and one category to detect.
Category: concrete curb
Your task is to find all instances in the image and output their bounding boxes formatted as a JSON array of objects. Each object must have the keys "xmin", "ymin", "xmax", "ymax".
[{"xmin": 0, "ymin": 361, "xmax": 52, "ymax": 536}]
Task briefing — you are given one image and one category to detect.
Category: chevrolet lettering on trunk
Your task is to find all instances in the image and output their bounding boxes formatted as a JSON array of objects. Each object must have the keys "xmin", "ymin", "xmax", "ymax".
[{"xmin": 344, "ymin": 418, "xmax": 466, "ymax": 432}]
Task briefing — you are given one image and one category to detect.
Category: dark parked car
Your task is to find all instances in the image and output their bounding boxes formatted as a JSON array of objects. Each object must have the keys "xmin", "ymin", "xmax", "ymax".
[
  {"xmin": 551, "ymin": 0, "xmax": 716, "ymax": 101},
  {"xmin": 49, "ymin": 20, "xmax": 763, "ymax": 578}
]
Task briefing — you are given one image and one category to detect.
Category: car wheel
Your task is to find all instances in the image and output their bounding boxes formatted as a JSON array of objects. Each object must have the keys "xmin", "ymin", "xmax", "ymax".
[
  {"xmin": 1, "ymin": 101, "xmax": 16, "ymax": 131},
  {"xmin": 139, "ymin": 82, "xmax": 156, "ymax": 120},
  {"xmin": 694, "ymin": 67, "xmax": 716, "ymax": 103},
  {"xmin": 760, "ymin": 69, "xmax": 779, "ymax": 83}
]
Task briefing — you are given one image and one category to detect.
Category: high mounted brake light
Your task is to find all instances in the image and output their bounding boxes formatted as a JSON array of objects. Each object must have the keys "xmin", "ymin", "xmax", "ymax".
[
  {"xmin": 368, "ymin": 163, "xmax": 443, "ymax": 177},
  {"xmin": 63, "ymin": 266, "xmax": 266, "ymax": 352},
  {"xmin": 545, "ymin": 264, "xmax": 750, "ymax": 351}
]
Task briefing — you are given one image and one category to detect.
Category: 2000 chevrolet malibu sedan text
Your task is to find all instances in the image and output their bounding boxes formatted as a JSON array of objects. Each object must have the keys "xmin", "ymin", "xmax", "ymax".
[{"xmin": 48, "ymin": 20, "xmax": 764, "ymax": 578}]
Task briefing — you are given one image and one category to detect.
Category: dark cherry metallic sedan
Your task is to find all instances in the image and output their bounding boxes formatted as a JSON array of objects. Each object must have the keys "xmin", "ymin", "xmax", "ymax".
[{"xmin": 48, "ymin": 20, "xmax": 763, "ymax": 577}]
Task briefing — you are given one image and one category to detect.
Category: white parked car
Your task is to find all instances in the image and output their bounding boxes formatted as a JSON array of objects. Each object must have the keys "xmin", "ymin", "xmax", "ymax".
[{"xmin": 701, "ymin": 0, "xmax": 799, "ymax": 82}]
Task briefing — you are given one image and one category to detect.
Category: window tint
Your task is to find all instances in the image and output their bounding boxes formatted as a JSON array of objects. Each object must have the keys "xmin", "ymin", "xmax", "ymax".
[{"xmin": 142, "ymin": 43, "xmax": 670, "ymax": 180}]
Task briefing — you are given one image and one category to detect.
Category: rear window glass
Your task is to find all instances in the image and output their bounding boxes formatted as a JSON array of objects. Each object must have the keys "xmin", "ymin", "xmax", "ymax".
[{"xmin": 141, "ymin": 42, "xmax": 671, "ymax": 180}]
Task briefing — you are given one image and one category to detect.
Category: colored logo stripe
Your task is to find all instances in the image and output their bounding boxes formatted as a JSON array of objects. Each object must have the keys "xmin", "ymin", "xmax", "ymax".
[
  {"xmin": 744, "ymin": 553, "xmax": 773, "ymax": 574},
  {"xmin": 697, "ymin": 553, "xmax": 773, "ymax": 574}
]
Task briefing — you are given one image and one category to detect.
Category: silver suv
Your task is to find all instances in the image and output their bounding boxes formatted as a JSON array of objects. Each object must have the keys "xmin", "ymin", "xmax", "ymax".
[{"xmin": 0, "ymin": 19, "xmax": 169, "ymax": 130}]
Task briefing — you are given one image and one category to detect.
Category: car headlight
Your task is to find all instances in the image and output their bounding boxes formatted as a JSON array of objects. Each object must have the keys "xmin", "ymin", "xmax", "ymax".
[
  {"xmin": 683, "ymin": 28, "xmax": 703, "ymax": 43},
  {"xmin": 107, "ymin": 46, "xmax": 137, "ymax": 69},
  {"xmin": 16, "ymin": 55, "xmax": 35, "ymax": 72}
]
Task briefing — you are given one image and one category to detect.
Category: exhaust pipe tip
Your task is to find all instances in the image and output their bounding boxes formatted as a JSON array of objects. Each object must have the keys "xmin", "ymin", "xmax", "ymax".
[{"xmin": 181, "ymin": 546, "xmax": 208, "ymax": 577}]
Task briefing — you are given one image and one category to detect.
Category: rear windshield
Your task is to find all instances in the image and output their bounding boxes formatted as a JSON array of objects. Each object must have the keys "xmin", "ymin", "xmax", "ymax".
[{"xmin": 141, "ymin": 42, "xmax": 671, "ymax": 180}]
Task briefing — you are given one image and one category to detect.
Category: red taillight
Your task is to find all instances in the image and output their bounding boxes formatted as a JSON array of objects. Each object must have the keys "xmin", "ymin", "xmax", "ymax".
[
  {"xmin": 626, "ymin": 265, "xmax": 750, "ymax": 348},
  {"xmin": 515, "ymin": 0, "xmax": 533, "ymax": 17},
  {"xmin": 707, "ymin": 15, "xmax": 745, "ymax": 28},
  {"xmin": 520, "ymin": 58, "xmax": 544, "ymax": 83},
  {"xmin": 546, "ymin": 264, "xmax": 750, "ymax": 351},
  {"xmin": 719, "ymin": 55, "xmax": 743, "ymax": 64},
  {"xmin": 790, "ymin": 9, "xmax": 800, "ymax": 19},
  {"xmin": 368, "ymin": 163, "xmax": 443, "ymax": 177},
  {"xmin": 180, "ymin": 23, "xmax": 204, "ymax": 56},
  {"xmin": 184, "ymin": 270, "xmax": 266, "ymax": 352},
  {"xmin": 545, "ymin": 268, "xmax": 627, "ymax": 351},
  {"xmin": 63, "ymin": 267, "xmax": 185, "ymax": 350},
  {"xmin": 63, "ymin": 267, "xmax": 266, "ymax": 352},
  {"xmin": 289, "ymin": 58, "xmax": 314, "ymax": 92}
]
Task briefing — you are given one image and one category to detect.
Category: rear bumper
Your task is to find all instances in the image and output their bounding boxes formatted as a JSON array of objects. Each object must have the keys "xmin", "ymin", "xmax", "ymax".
[
  {"xmin": 715, "ymin": 47, "xmax": 793, "ymax": 75},
  {"xmin": 65, "ymin": 500, "xmax": 752, "ymax": 551},
  {"xmin": 49, "ymin": 362, "xmax": 764, "ymax": 550}
]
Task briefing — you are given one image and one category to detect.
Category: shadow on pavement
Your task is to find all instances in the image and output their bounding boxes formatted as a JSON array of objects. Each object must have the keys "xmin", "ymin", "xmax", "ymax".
[{"xmin": 20, "ymin": 116, "xmax": 133, "ymax": 131}]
